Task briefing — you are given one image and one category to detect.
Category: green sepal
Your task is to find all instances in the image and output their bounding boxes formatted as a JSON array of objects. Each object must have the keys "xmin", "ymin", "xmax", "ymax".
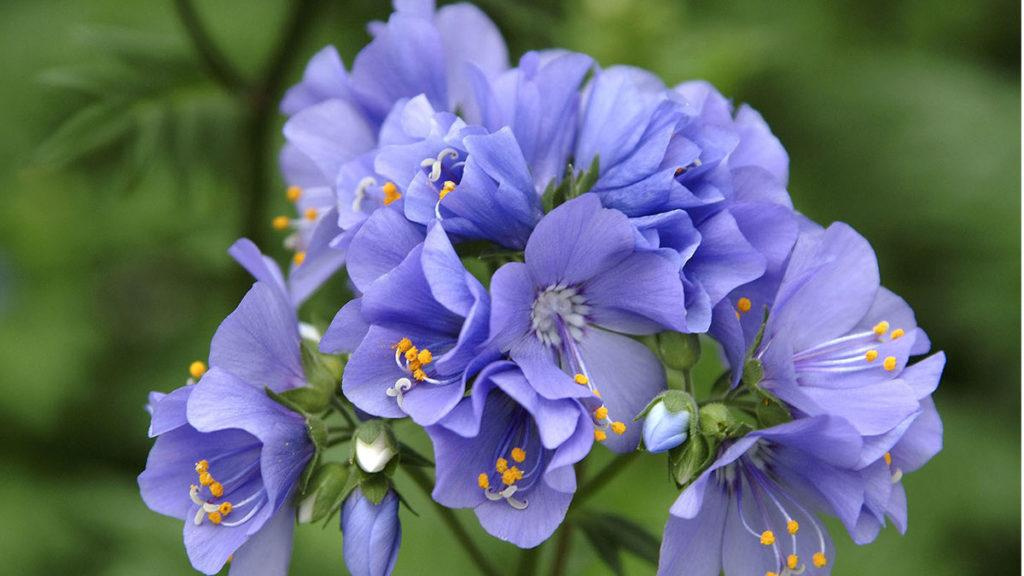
[
  {"xmin": 301, "ymin": 462, "xmax": 350, "ymax": 524},
  {"xmin": 358, "ymin": 472, "xmax": 390, "ymax": 505},
  {"xmin": 299, "ymin": 416, "xmax": 328, "ymax": 493},
  {"xmin": 301, "ymin": 339, "xmax": 342, "ymax": 395},
  {"xmin": 668, "ymin": 432, "xmax": 717, "ymax": 489},
  {"xmin": 742, "ymin": 358, "xmax": 764, "ymax": 388},
  {"xmin": 709, "ymin": 370, "xmax": 732, "ymax": 399},
  {"xmin": 657, "ymin": 332, "xmax": 701, "ymax": 372},
  {"xmin": 541, "ymin": 155, "xmax": 600, "ymax": 212}
]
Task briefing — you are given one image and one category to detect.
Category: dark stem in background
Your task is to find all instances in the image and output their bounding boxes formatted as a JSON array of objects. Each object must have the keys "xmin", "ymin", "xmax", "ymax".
[
  {"xmin": 173, "ymin": 0, "xmax": 319, "ymax": 290},
  {"xmin": 573, "ymin": 452, "xmax": 638, "ymax": 509},
  {"xmin": 548, "ymin": 521, "xmax": 574, "ymax": 576},
  {"xmin": 404, "ymin": 465, "xmax": 502, "ymax": 576}
]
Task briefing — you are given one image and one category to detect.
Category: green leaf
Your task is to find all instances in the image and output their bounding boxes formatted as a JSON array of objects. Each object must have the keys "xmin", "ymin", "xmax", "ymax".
[
  {"xmin": 300, "ymin": 417, "xmax": 329, "ymax": 492},
  {"xmin": 576, "ymin": 510, "xmax": 660, "ymax": 575}
]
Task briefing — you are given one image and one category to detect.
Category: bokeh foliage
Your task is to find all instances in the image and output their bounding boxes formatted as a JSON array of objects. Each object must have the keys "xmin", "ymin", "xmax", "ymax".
[{"xmin": 0, "ymin": 0, "xmax": 1018, "ymax": 574}]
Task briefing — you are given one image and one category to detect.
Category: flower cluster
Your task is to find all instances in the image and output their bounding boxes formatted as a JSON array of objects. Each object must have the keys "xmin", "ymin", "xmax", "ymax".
[{"xmin": 138, "ymin": 2, "xmax": 944, "ymax": 575}]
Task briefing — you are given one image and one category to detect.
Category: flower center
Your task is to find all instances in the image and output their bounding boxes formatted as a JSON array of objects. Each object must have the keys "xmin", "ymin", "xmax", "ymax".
[
  {"xmin": 386, "ymin": 337, "xmax": 459, "ymax": 409},
  {"xmin": 530, "ymin": 284, "xmax": 590, "ymax": 347},
  {"xmin": 778, "ymin": 318, "xmax": 905, "ymax": 375},
  {"xmin": 475, "ymin": 401, "xmax": 545, "ymax": 510},
  {"xmin": 188, "ymin": 458, "xmax": 264, "ymax": 528}
]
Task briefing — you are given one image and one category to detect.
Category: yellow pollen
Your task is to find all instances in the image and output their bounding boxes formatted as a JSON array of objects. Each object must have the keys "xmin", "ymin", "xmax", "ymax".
[
  {"xmin": 574, "ymin": 373, "xmax": 589, "ymax": 385},
  {"xmin": 199, "ymin": 472, "xmax": 214, "ymax": 487},
  {"xmin": 272, "ymin": 215, "xmax": 290, "ymax": 231},
  {"xmin": 760, "ymin": 530, "xmax": 775, "ymax": 546},
  {"xmin": 207, "ymin": 511, "xmax": 223, "ymax": 525},
  {"xmin": 477, "ymin": 473, "xmax": 490, "ymax": 490},
  {"xmin": 405, "ymin": 347, "xmax": 419, "ymax": 363},
  {"xmin": 292, "ymin": 251, "xmax": 306, "ymax": 266},
  {"xmin": 417, "ymin": 349, "xmax": 433, "ymax": 365},
  {"xmin": 787, "ymin": 554, "xmax": 799, "ymax": 570},
  {"xmin": 594, "ymin": 406, "xmax": 609, "ymax": 420},
  {"xmin": 195, "ymin": 460, "xmax": 209, "ymax": 474},
  {"xmin": 511, "ymin": 447, "xmax": 526, "ymax": 463},
  {"xmin": 495, "ymin": 458, "xmax": 508, "ymax": 473},
  {"xmin": 593, "ymin": 390, "xmax": 602, "ymax": 398},
  {"xmin": 412, "ymin": 369, "xmax": 427, "ymax": 381},
  {"xmin": 883, "ymin": 356, "xmax": 897, "ymax": 371},
  {"xmin": 286, "ymin": 186, "xmax": 302, "ymax": 202},
  {"xmin": 218, "ymin": 502, "xmax": 233, "ymax": 515},
  {"xmin": 766, "ymin": 572, "xmax": 779, "ymax": 576},
  {"xmin": 865, "ymin": 349, "xmax": 879, "ymax": 362},
  {"xmin": 737, "ymin": 297, "xmax": 752, "ymax": 314},
  {"xmin": 884, "ymin": 452, "xmax": 893, "ymax": 466},
  {"xmin": 382, "ymin": 182, "xmax": 401, "ymax": 205},
  {"xmin": 189, "ymin": 361, "xmax": 207, "ymax": 380},
  {"xmin": 787, "ymin": 520, "xmax": 799, "ymax": 535},
  {"xmin": 873, "ymin": 321, "xmax": 890, "ymax": 336},
  {"xmin": 501, "ymin": 466, "xmax": 523, "ymax": 486},
  {"xmin": 209, "ymin": 482, "xmax": 224, "ymax": 498},
  {"xmin": 439, "ymin": 180, "xmax": 456, "ymax": 200},
  {"xmin": 813, "ymin": 552, "xmax": 828, "ymax": 568},
  {"xmin": 304, "ymin": 207, "xmax": 318, "ymax": 221},
  {"xmin": 395, "ymin": 338, "xmax": 413, "ymax": 352},
  {"xmin": 891, "ymin": 328, "xmax": 905, "ymax": 340},
  {"xmin": 611, "ymin": 422, "xmax": 627, "ymax": 435},
  {"xmin": 594, "ymin": 429, "xmax": 607, "ymax": 442}
]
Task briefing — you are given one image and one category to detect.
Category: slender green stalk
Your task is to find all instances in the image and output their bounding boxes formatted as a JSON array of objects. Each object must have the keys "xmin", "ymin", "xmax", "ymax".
[
  {"xmin": 574, "ymin": 452, "xmax": 638, "ymax": 508},
  {"xmin": 172, "ymin": 0, "xmax": 248, "ymax": 94},
  {"xmin": 404, "ymin": 466, "xmax": 501, "ymax": 576},
  {"xmin": 548, "ymin": 520, "xmax": 574, "ymax": 576}
]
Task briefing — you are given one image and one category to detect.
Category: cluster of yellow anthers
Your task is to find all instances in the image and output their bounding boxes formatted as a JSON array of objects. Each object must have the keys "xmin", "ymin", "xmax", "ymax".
[
  {"xmin": 193, "ymin": 460, "xmax": 233, "ymax": 525},
  {"xmin": 759, "ymin": 522, "xmax": 828, "ymax": 575},
  {"xmin": 868, "ymin": 320, "xmax": 904, "ymax": 372},
  {"xmin": 573, "ymin": 373, "xmax": 627, "ymax": 442},
  {"xmin": 394, "ymin": 338, "xmax": 433, "ymax": 381},
  {"xmin": 270, "ymin": 185, "xmax": 313, "ymax": 266},
  {"xmin": 477, "ymin": 447, "xmax": 528, "ymax": 491}
]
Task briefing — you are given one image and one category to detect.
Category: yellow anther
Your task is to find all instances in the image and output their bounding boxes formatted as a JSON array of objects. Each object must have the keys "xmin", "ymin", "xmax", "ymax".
[
  {"xmin": 404, "ymin": 347, "xmax": 419, "ymax": 363},
  {"xmin": 737, "ymin": 297, "xmax": 752, "ymax": 314},
  {"xmin": 813, "ymin": 552, "xmax": 828, "ymax": 568},
  {"xmin": 593, "ymin": 390, "xmax": 602, "ymax": 398},
  {"xmin": 207, "ymin": 511, "xmax": 223, "ymax": 525},
  {"xmin": 209, "ymin": 482, "xmax": 224, "ymax": 498},
  {"xmin": 594, "ymin": 429, "xmax": 607, "ymax": 442},
  {"xmin": 865, "ymin": 349, "xmax": 879, "ymax": 362},
  {"xmin": 477, "ymin": 473, "xmax": 490, "ymax": 490},
  {"xmin": 611, "ymin": 422, "xmax": 627, "ymax": 435},
  {"xmin": 883, "ymin": 356, "xmax": 897, "ymax": 371},
  {"xmin": 218, "ymin": 502, "xmax": 233, "ymax": 515},
  {"xmin": 189, "ymin": 361, "xmax": 207, "ymax": 380},
  {"xmin": 199, "ymin": 472, "xmax": 214, "ymax": 487},
  {"xmin": 272, "ymin": 215, "xmax": 290, "ymax": 231},
  {"xmin": 439, "ymin": 180, "xmax": 456, "ymax": 200},
  {"xmin": 501, "ymin": 466, "xmax": 523, "ymax": 486},
  {"xmin": 412, "ymin": 369, "xmax": 427, "ymax": 381},
  {"xmin": 787, "ymin": 554, "xmax": 799, "ymax": 570},
  {"xmin": 382, "ymin": 182, "xmax": 401, "ymax": 205},
  {"xmin": 395, "ymin": 338, "xmax": 413, "ymax": 352},
  {"xmin": 787, "ymin": 520, "xmax": 799, "ymax": 535},
  {"xmin": 304, "ymin": 207, "xmax": 318, "ymax": 221},
  {"xmin": 884, "ymin": 452, "xmax": 893, "ymax": 466},
  {"xmin": 891, "ymin": 328, "xmax": 905, "ymax": 340},
  {"xmin": 760, "ymin": 530, "xmax": 775, "ymax": 546},
  {"xmin": 286, "ymin": 186, "xmax": 302, "ymax": 202},
  {"xmin": 873, "ymin": 321, "xmax": 890, "ymax": 336},
  {"xmin": 574, "ymin": 373, "xmax": 589, "ymax": 385},
  {"xmin": 495, "ymin": 458, "xmax": 508, "ymax": 473},
  {"xmin": 417, "ymin": 349, "xmax": 433, "ymax": 365},
  {"xmin": 511, "ymin": 447, "xmax": 526, "ymax": 463},
  {"xmin": 195, "ymin": 460, "xmax": 209, "ymax": 474},
  {"xmin": 766, "ymin": 572, "xmax": 779, "ymax": 576},
  {"xmin": 293, "ymin": 251, "xmax": 306, "ymax": 266},
  {"xmin": 594, "ymin": 406, "xmax": 609, "ymax": 420}
]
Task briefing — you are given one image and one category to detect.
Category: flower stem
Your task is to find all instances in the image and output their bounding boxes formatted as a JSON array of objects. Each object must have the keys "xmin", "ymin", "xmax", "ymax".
[
  {"xmin": 403, "ymin": 466, "xmax": 501, "ymax": 576},
  {"xmin": 574, "ymin": 452, "xmax": 638, "ymax": 508},
  {"xmin": 548, "ymin": 520, "xmax": 575, "ymax": 576}
]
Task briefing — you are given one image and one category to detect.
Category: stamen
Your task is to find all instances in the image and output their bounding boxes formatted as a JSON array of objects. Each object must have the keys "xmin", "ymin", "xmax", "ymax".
[
  {"xmin": 611, "ymin": 422, "xmax": 627, "ymax": 435},
  {"xmin": 865, "ymin": 350, "xmax": 878, "ymax": 362},
  {"xmin": 812, "ymin": 553, "xmax": 828, "ymax": 568},
  {"xmin": 209, "ymin": 482, "xmax": 224, "ymax": 498},
  {"xmin": 293, "ymin": 251, "xmax": 306, "ymax": 266},
  {"xmin": 286, "ymin": 186, "xmax": 301, "ymax": 202},
  {"xmin": 351, "ymin": 176, "xmax": 378, "ymax": 213},
  {"xmin": 189, "ymin": 361, "xmax": 207, "ymax": 380},
  {"xmin": 594, "ymin": 406, "xmax": 608, "ymax": 420},
  {"xmin": 272, "ymin": 216, "xmax": 290, "ymax": 231},
  {"xmin": 761, "ymin": 530, "xmax": 776, "ymax": 546},
  {"xmin": 873, "ymin": 321, "xmax": 890, "ymax": 337},
  {"xmin": 395, "ymin": 338, "xmax": 413, "ymax": 353},
  {"xmin": 304, "ymin": 208, "xmax": 318, "ymax": 221},
  {"xmin": 195, "ymin": 460, "xmax": 209, "ymax": 474},
  {"xmin": 574, "ymin": 373, "xmax": 589, "ymax": 385},
  {"xmin": 891, "ymin": 328, "xmax": 905, "ymax": 340},
  {"xmin": 884, "ymin": 452, "xmax": 892, "ymax": 466},
  {"xmin": 477, "ymin": 473, "xmax": 490, "ymax": 490},
  {"xmin": 883, "ymin": 356, "xmax": 897, "ymax": 371},
  {"xmin": 737, "ymin": 297, "xmax": 752, "ymax": 314},
  {"xmin": 787, "ymin": 554, "xmax": 799, "ymax": 570},
  {"xmin": 594, "ymin": 430, "xmax": 607, "ymax": 442},
  {"xmin": 496, "ymin": 458, "xmax": 508, "ymax": 473},
  {"xmin": 787, "ymin": 520, "xmax": 799, "ymax": 535},
  {"xmin": 382, "ymin": 182, "xmax": 401, "ymax": 206},
  {"xmin": 511, "ymin": 447, "xmax": 526, "ymax": 463}
]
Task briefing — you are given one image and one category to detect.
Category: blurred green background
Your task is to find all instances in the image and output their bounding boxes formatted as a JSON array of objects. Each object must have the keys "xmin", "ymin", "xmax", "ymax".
[{"xmin": 0, "ymin": 0, "xmax": 1019, "ymax": 574}]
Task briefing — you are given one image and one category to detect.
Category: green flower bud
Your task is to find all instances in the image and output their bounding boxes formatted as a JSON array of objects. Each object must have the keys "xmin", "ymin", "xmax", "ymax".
[{"xmin": 658, "ymin": 332, "xmax": 702, "ymax": 372}]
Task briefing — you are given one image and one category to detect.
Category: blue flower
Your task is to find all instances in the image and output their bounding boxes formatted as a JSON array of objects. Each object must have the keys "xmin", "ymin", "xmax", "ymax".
[
  {"xmin": 427, "ymin": 362, "xmax": 593, "ymax": 548},
  {"xmin": 489, "ymin": 195, "xmax": 688, "ymax": 452},
  {"xmin": 658, "ymin": 417, "xmax": 865, "ymax": 576},
  {"xmin": 341, "ymin": 488, "xmax": 402, "ymax": 576},
  {"xmin": 642, "ymin": 401, "xmax": 691, "ymax": 454},
  {"xmin": 322, "ymin": 224, "xmax": 494, "ymax": 425},
  {"xmin": 139, "ymin": 282, "xmax": 314, "ymax": 574}
]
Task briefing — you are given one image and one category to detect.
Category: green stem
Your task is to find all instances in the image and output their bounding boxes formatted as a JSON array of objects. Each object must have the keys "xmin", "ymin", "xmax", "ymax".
[
  {"xmin": 515, "ymin": 545, "xmax": 541, "ymax": 576},
  {"xmin": 332, "ymin": 396, "xmax": 357, "ymax": 428},
  {"xmin": 548, "ymin": 520, "xmax": 574, "ymax": 576},
  {"xmin": 574, "ymin": 452, "xmax": 638, "ymax": 508},
  {"xmin": 172, "ymin": 0, "xmax": 248, "ymax": 94},
  {"xmin": 682, "ymin": 368, "xmax": 694, "ymax": 395},
  {"xmin": 326, "ymin": 433, "xmax": 351, "ymax": 447},
  {"xmin": 404, "ymin": 466, "xmax": 501, "ymax": 576}
]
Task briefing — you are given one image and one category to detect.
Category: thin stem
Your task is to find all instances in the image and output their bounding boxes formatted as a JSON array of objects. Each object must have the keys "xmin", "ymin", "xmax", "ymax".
[
  {"xmin": 331, "ymin": 396, "xmax": 357, "ymax": 428},
  {"xmin": 172, "ymin": 0, "xmax": 248, "ymax": 94},
  {"xmin": 403, "ymin": 466, "xmax": 501, "ymax": 576},
  {"xmin": 574, "ymin": 452, "xmax": 639, "ymax": 508},
  {"xmin": 326, "ymin": 434, "xmax": 351, "ymax": 447},
  {"xmin": 682, "ymin": 368, "xmax": 694, "ymax": 395},
  {"xmin": 548, "ymin": 521, "xmax": 574, "ymax": 576},
  {"xmin": 515, "ymin": 545, "xmax": 541, "ymax": 576}
]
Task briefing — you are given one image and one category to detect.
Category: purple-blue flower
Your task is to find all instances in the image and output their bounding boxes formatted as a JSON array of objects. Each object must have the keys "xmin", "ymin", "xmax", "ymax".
[
  {"xmin": 321, "ymin": 224, "xmax": 493, "ymax": 425},
  {"xmin": 139, "ymin": 281, "xmax": 314, "ymax": 574},
  {"xmin": 341, "ymin": 488, "xmax": 402, "ymax": 576},
  {"xmin": 658, "ymin": 416, "xmax": 865, "ymax": 576},
  {"xmin": 488, "ymin": 194, "xmax": 687, "ymax": 451},
  {"xmin": 427, "ymin": 361, "xmax": 593, "ymax": 548}
]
